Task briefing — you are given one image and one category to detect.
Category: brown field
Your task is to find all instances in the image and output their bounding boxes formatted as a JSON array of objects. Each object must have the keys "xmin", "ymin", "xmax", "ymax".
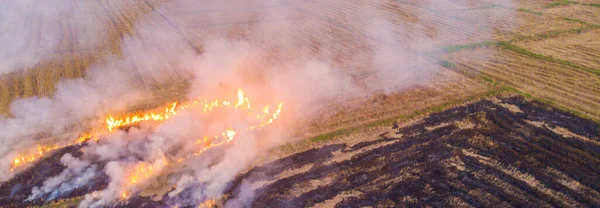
[{"xmin": 0, "ymin": 0, "xmax": 599, "ymax": 207}]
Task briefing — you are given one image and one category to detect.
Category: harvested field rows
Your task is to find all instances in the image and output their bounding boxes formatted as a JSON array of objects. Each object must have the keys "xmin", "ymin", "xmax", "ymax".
[
  {"xmin": 516, "ymin": 29, "xmax": 600, "ymax": 70},
  {"xmin": 509, "ymin": 13, "xmax": 587, "ymax": 37},
  {"xmin": 449, "ymin": 47, "xmax": 600, "ymax": 120},
  {"xmin": 544, "ymin": 4, "xmax": 600, "ymax": 25}
]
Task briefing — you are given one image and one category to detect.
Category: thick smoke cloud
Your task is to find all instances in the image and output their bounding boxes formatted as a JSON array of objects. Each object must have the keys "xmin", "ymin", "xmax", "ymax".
[{"xmin": 0, "ymin": 0, "xmax": 515, "ymax": 207}]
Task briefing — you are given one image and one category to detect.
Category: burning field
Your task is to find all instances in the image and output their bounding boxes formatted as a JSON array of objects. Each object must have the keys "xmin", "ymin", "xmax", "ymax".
[
  {"xmin": 1, "ymin": 96, "xmax": 599, "ymax": 207},
  {"xmin": 1, "ymin": 0, "xmax": 600, "ymax": 207}
]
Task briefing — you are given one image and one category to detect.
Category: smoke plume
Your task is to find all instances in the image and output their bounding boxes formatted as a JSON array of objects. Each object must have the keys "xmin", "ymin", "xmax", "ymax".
[{"xmin": 0, "ymin": 0, "xmax": 516, "ymax": 207}]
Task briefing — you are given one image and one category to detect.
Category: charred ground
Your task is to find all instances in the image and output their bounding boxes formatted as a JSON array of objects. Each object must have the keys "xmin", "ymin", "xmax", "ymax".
[{"xmin": 222, "ymin": 96, "xmax": 600, "ymax": 207}]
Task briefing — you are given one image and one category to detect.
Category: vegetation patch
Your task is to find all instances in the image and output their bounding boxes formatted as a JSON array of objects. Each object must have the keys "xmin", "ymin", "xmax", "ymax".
[
  {"xmin": 442, "ymin": 41, "xmax": 497, "ymax": 53},
  {"xmin": 580, "ymin": 3, "xmax": 600, "ymax": 7},
  {"xmin": 545, "ymin": 0, "xmax": 572, "ymax": 8},
  {"xmin": 438, "ymin": 59, "xmax": 457, "ymax": 69},
  {"xmin": 517, "ymin": 8, "xmax": 543, "ymax": 15},
  {"xmin": 546, "ymin": 0, "xmax": 600, "ymax": 8}
]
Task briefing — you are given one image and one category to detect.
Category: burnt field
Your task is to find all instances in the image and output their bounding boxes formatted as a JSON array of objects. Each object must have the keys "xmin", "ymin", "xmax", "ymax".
[
  {"xmin": 223, "ymin": 96, "xmax": 600, "ymax": 207},
  {"xmin": 3, "ymin": 95, "xmax": 599, "ymax": 207}
]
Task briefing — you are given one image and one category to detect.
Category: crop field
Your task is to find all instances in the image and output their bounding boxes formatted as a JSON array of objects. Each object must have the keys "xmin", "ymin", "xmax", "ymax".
[
  {"xmin": 1, "ymin": 0, "xmax": 599, "ymax": 126},
  {"xmin": 0, "ymin": 0, "xmax": 599, "ymax": 207}
]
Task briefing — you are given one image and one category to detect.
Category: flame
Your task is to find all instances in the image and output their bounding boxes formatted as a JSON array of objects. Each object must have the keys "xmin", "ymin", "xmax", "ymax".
[
  {"xmin": 106, "ymin": 89, "xmax": 255, "ymax": 132},
  {"xmin": 200, "ymin": 199, "xmax": 216, "ymax": 208},
  {"xmin": 10, "ymin": 134, "xmax": 94, "ymax": 171},
  {"xmin": 9, "ymin": 89, "xmax": 272, "ymax": 171},
  {"xmin": 106, "ymin": 103, "xmax": 177, "ymax": 132},
  {"xmin": 9, "ymin": 88, "xmax": 285, "ymax": 202},
  {"xmin": 119, "ymin": 159, "xmax": 168, "ymax": 199},
  {"xmin": 194, "ymin": 128, "xmax": 237, "ymax": 155},
  {"xmin": 128, "ymin": 163, "xmax": 154, "ymax": 185}
]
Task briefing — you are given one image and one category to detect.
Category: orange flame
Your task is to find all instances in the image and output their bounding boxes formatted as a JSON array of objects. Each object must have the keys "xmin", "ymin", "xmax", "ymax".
[
  {"xmin": 119, "ymin": 159, "xmax": 168, "ymax": 199},
  {"xmin": 9, "ymin": 88, "xmax": 285, "ymax": 200},
  {"xmin": 10, "ymin": 134, "xmax": 95, "ymax": 171},
  {"xmin": 128, "ymin": 163, "xmax": 154, "ymax": 185},
  {"xmin": 200, "ymin": 199, "xmax": 216, "ymax": 208},
  {"xmin": 106, "ymin": 103, "xmax": 177, "ymax": 132},
  {"xmin": 106, "ymin": 89, "xmax": 255, "ymax": 132}
]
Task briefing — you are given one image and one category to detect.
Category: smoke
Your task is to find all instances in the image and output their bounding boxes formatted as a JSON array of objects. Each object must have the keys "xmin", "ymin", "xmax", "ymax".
[
  {"xmin": 0, "ymin": 0, "xmax": 516, "ymax": 207},
  {"xmin": 27, "ymin": 154, "xmax": 97, "ymax": 201},
  {"xmin": 0, "ymin": 0, "xmax": 129, "ymax": 74}
]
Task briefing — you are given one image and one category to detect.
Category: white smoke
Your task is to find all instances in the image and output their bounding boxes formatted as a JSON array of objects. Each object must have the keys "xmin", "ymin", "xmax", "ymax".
[
  {"xmin": 0, "ymin": 0, "xmax": 517, "ymax": 207},
  {"xmin": 0, "ymin": 0, "xmax": 128, "ymax": 74},
  {"xmin": 27, "ymin": 154, "xmax": 96, "ymax": 201}
]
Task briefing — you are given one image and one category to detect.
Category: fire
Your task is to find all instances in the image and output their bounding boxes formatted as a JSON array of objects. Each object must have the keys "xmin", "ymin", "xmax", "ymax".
[
  {"xmin": 10, "ymin": 134, "xmax": 94, "ymax": 171},
  {"xmin": 128, "ymin": 163, "xmax": 154, "ymax": 185},
  {"xmin": 200, "ymin": 199, "xmax": 216, "ymax": 208},
  {"xmin": 106, "ymin": 103, "xmax": 177, "ymax": 132},
  {"xmin": 10, "ymin": 89, "xmax": 280, "ymax": 171},
  {"xmin": 10, "ymin": 88, "xmax": 285, "ymax": 202},
  {"xmin": 119, "ymin": 159, "xmax": 168, "ymax": 199},
  {"xmin": 106, "ymin": 89, "xmax": 255, "ymax": 132},
  {"xmin": 194, "ymin": 128, "xmax": 238, "ymax": 155}
]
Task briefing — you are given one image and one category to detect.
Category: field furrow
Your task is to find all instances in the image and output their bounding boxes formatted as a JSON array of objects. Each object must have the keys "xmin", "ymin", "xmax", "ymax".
[{"xmin": 450, "ymin": 48, "xmax": 600, "ymax": 120}]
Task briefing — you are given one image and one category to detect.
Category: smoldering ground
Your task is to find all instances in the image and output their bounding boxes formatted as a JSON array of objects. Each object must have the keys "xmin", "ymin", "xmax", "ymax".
[{"xmin": 0, "ymin": 0, "xmax": 516, "ymax": 207}]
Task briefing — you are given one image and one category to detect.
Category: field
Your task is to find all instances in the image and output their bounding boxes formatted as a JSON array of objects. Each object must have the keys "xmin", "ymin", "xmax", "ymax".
[
  {"xmin": 2, "ymin": 96, "xmax": 599, "ymax": 207},
  {"xmin": 0, "ymin": 0, "xmax": 599, "ymax": 207},
  {"xmin": 1, "ymin": 0, "xmax": 599, "ymax": 126}
]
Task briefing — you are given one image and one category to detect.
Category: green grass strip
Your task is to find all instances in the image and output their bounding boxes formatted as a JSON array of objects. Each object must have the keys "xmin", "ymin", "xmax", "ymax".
[
  {"xmin": 580, "ymin": 3, "xmax": 600, "ymax": 7},
  {"xmin": 442, "ymin": 41, "xmax": 498, "ymax": 53},
  {"xmin": 547, "ymin": 0, "xmax": 600, "ymax": 8},
  {"xmin": 546, "ymin": 0, "xmax": 572, "ymax": 8},
  {"xmin": 518, "ymin": 8, "xmax": 543, "ymax": 15},
  {"xmin": 438, "ymin": 59, "xmax": 457, "ymax": 69}
]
